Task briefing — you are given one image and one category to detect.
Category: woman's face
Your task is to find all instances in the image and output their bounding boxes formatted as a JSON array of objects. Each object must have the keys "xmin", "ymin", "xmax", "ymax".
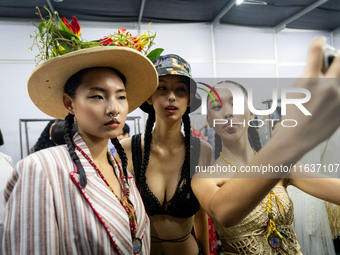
[
  {"xmin": 207, "ymin": 84, "xmax": 253, "ymax": 142},
  {"xmin": 64, "ymin": 68, "xmax": 128, "ymax": 142},
  {"xmin": 150, "ymin": 75, "xmax": 190, "ymax": 121}
]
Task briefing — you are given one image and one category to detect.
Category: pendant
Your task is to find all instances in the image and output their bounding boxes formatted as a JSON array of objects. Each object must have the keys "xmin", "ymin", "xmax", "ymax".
[
  {"xmin": 132, "ymin": 237, "xmax": 142, "ymax": 254},
  {"xmin": 267, "ymin": 233, "xmax": 282, "ymax": 249}
]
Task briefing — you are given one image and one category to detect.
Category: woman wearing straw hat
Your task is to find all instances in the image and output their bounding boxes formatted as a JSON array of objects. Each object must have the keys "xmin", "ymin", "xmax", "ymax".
[
  {"xmin": 120, "ymin": 54, "xmax": 211, "ymax": 255},
  {"xmin": 3, "ymin": 15, "xmax": 159, "ymax": 254}
]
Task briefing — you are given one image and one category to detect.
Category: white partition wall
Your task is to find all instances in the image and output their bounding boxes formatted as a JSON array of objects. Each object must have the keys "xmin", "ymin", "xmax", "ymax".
[
  {"xmin": 214, "ymin": 25, "xmax": 276, "ymax": 78},
  {"xmin": 333, "ymin": 27, "xmax": 340, "ymax": 48},
  {"xmin": 276, "ymin": 30, "xmax": 331, "ymax": 78},
  {"xmin": 0, "ymin": 19, "xmax": 336, "ymax": 164}
]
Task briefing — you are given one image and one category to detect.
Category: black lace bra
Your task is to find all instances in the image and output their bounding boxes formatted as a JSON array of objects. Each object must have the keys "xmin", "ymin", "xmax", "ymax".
[{"xmin": 131, "ymin": 134, "xmax": 201, "ymax": 218}]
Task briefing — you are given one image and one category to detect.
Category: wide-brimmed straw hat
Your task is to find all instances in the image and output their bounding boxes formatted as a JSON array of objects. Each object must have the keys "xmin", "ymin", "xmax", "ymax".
[
  {"xmin": 139, "ymin": 54, "xmax": 201, "ymax": 114},
  {"xmin": 28, "ymin": 46, "xmax": 158, "ymax": 119}
]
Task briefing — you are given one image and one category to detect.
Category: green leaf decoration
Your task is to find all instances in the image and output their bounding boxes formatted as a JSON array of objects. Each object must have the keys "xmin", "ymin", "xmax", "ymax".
[
  {"xmin": 146, "ymin": 48, "xmax": 164, "ymax": 61},
  {"xmin": 59, "ymin": 41, "xmax": 73, "ymax": 51},
  {"xmin": 59, "ymin": 29, "xmax": 80, "ymax": 42},
  {"xmin": 38, "ymin": 22, "xmax": 45, "ymax": 40}
]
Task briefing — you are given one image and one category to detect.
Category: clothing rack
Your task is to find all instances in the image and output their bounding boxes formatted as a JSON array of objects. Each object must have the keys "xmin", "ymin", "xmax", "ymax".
[{"xmin": 19, "ymin": 119, "xmax": 53, "ymax": 159}]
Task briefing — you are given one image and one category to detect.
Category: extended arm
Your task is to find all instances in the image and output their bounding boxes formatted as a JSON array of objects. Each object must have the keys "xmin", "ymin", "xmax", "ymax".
[
  {"xmin": 192, "ymin": 36, "xmax": 340, "ymax": 228},
  {"xmin": 288, "ymin": 162, "xmax": 340, "ymax": 205}
]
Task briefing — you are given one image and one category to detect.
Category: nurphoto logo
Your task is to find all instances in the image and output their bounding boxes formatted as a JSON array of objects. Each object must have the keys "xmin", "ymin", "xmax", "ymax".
[{"xmin": 197, "ymin": 82, "xmax": 311, "ymax": 128}]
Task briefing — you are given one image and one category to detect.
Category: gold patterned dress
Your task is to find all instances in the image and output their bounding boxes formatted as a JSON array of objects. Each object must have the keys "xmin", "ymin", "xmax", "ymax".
[{"xmin": 213, "ymin": 186, "xmax": 303, "ymax": 254}]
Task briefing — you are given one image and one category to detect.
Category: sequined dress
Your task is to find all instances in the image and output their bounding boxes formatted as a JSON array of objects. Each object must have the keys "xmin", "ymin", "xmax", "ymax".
[{"xmin": 213, "ymin": 186, "xmax": 302, "ymax": 254}]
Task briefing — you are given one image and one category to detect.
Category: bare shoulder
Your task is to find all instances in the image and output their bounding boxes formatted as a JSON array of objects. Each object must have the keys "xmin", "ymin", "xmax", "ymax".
[
  {"xmin": 120, "ymin": 136, "xmax": 132, "ymax": 152},
  {"xmin": 200, "ymin": 140, "xmax": 212, "ymax": 155},
  {"xmin": 119, "ymin": 134, "xmax": 146, "ymax": 177},
  {"xmin": 120, "ymin": 134, "xmax": 145, "ymax": 150}
]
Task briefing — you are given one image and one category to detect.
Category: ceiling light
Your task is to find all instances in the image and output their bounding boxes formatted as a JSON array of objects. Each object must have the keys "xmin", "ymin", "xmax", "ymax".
[
  {"xmin": 236, "ymin": 0, "xmax": 244, "ymax": 5},
  {"xmin": 244, "ymin": 0, "xmax": 267, "ymax": 5}
]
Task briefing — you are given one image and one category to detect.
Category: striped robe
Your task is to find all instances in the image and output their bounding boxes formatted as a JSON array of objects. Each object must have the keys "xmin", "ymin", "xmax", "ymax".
[{"xmin": 3, "ymin": 134, "xmax": 150, "ymax": 254}]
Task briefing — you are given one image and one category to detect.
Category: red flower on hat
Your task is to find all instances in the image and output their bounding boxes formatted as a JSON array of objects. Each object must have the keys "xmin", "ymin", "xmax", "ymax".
[
  {"xmin": 61, "ymin": 16, "xmax": 81, "ymax": 37},
  {"xmin": 118, "ymin": 27, "xmax": 128, "ymax": 34},
  {"xmin": 100, "ymin": 28, "xmax": 142, "ymax": 49},
  {"xmin": 99, "ymin": 36, "xmax": 113, "ymax": 45}
]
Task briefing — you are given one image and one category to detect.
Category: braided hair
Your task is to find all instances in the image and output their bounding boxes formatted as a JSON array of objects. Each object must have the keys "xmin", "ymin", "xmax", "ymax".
[
  {"xmin": 248, "ymin": 126, "xmax": 262, "ymax": 152},
  {"xmin": 64, "ymin": 113, "xmax": 87, "ymax": 187},
  {"xmin": 50, "ymin": 119, "xmax": 78, "ymax": 145},
  {"xmin": 214, "ymin": 132, "xmax": 223, "ymax": 162},
  {"xmin": 63, "ymin": 67, "xmax": 127, "ymax": 188},
  {"xmin": 182, "ymin": 112, "xmax": 192, "ymax": 180},
  {"xmin": 111, "ymin": 137, "xmax": 128, "ymax": 181},
  {"xmin": 138, "ymin": 109, "xmax": 155, "ymax": 186}
]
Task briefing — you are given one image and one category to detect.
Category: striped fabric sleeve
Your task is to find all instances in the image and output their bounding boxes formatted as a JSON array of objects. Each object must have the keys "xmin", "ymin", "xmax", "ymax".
[{"xmin": 3, "ymin": 155, "xmax": 59, "ymax": 255}]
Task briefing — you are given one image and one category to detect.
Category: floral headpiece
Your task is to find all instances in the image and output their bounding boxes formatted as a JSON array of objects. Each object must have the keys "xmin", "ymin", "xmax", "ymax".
[{"xmin": 31, "ymin": 6, "xmax": 163, "ymax": 64}]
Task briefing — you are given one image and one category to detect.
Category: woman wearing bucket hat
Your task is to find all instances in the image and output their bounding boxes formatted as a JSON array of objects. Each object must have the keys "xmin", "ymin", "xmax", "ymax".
[
  {"xmin": 3, "ymin": 10, "xmax": 159, "ymax": 255},
  {"xmin": 191, "ymin": 36, "xmax": 340, "ymax": 254},
  {"xmin": 120, "ymin": 54, "xmax": 211, "ymax": 255}
]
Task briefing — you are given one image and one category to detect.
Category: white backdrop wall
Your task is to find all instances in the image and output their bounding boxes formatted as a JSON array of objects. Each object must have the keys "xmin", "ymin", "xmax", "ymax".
[{"xmin": 0, "ymin": 19, "xmax": 339, "ymax": 164}]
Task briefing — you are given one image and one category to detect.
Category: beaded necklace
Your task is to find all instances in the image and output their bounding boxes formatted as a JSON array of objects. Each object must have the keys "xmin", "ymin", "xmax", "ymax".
[
  {"xmin": 74, "ymin": 143, "xmax": 142, "ymax": 254},
  {"xmin": 219, "ymin": 149, "xmax": 257, "ymax": 171},
  {"xmin": 219, "ymin": 150, "xmax": 290, "ymax": 249},
  {"xmin": 261, "ymin": 192, "xmax": 290, "ymax": 249}
]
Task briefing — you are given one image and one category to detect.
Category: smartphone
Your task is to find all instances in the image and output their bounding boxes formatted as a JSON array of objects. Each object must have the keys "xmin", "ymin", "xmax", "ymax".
[{"xmin": 323, "ymin": 44, "xmax": 337, "ymax": 73}]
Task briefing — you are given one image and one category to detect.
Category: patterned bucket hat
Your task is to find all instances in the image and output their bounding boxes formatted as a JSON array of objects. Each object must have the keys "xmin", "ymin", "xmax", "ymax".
[{"xmin": 140, "ymin": 54, "xmax": 201, "ymax": 113}]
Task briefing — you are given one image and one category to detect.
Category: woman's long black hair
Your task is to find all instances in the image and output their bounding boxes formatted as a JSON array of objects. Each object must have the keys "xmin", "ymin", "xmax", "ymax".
[
  {"xmin": 31, "ymin": 120, "xmax": 56, "ymax": 153},
  {"xmin": 63, "ymin": 67, "xmax": 128, "ymax": 188}
]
